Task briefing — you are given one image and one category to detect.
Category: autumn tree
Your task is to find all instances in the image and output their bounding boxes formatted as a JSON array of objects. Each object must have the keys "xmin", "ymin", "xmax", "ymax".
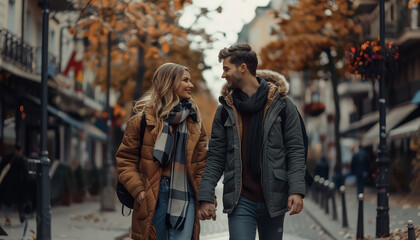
[
  {"xmin": 260, "ymin": 0, "xmax": 361, "ymax": 185},
  {"xmin": 70, "ymin": 1, "xmax": 209, "ymax": 99},
  {"xmin": 69, "ymin": 0, "xmax": 217, "ymax": 134}
]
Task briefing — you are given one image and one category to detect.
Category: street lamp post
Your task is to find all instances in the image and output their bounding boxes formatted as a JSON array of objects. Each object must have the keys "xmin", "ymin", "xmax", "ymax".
[
  {"xmin": 37, "ymin": 0, "xmax": 52, "ymax": 239},
  {"xmin": 100, "ymin": 32, "xmax": 115, "ymax": 211},
  {"xmin": 376, "ymin": 0, "xmax": 390, "ymax": 237}
]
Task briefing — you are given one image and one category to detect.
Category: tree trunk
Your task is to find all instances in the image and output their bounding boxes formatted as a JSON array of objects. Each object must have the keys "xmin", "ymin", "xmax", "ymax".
[
  {"xmin": 133, "ymin": 46, "xmax": 146, "ymax": 101},
  {"xmin": 326, "ymin": 48, "xmax": 343, "ymax": 186}
]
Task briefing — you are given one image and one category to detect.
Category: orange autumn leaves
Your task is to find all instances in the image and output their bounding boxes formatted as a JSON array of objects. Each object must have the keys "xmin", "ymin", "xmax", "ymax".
[
  {"xmin": 409, "ymin": 0, "xmax": 420, "ymax": 9},
  {"xmin": 260, "ymin": 0, "xmax": 361, "ymax": 76},
  {"xmin": 71, "ymin": 0, "xmax": 207, "ymax": 100},
  {"xmin": 347, "ymin": 40, "xmax": 399, "ymax": 80}
]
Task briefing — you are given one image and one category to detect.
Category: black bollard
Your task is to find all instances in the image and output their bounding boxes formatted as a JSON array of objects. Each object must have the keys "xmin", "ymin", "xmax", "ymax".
[
  {"xmin": 319, "ymin": 178, "xmax": 325, "ymax": 207},
  {"xmin": 357, "ymin": 193, "xmax": 364, "ymax": 240},
  {"xmin": 314, "ymin": 175, "xmax": 320, "ymax": 203},
  {"xmin": 324, "ymin": 180, "xmax": 330, "ymax": 214},
  {"xmin": 330, "ymin": 182, "xmax": 338, "ymax": 220},
  {"xmin": 407, "ymin": 220, "xmax": 415, "ymax": 240},
  {"xmin": 340, "ymin": 185, "xmax": 349, "ymax": 228}
]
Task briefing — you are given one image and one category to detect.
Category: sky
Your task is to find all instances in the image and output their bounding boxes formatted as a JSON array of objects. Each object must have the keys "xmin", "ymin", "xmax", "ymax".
[{"xmin": 179, "ymin": 0, "xmax": 271, "ymax": 99}]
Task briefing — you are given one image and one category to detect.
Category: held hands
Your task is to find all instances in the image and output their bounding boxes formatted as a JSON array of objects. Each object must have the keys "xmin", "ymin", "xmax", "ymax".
[
  {"xmin": 198, "ymin": 202, "xmax": 217, "ymax": 221},
  {"xmin": 288, "ymin": 194, "xmax": 303, "ymax": 215}
]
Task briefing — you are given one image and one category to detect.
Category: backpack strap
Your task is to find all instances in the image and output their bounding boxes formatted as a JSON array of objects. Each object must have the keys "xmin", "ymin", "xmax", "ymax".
[
  {"xmin": 221, "ymin": 106, "xmax": 229, "ymax": 124},
  {"xmin": 140, "ymin": 111, "xmax": 146, "ymax": 147}
]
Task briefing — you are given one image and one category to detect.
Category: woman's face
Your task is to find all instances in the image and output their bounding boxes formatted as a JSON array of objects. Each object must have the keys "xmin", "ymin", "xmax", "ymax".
[{"xmin": 175, "ymin": 70, "xmax": 194, "ymax": 100}]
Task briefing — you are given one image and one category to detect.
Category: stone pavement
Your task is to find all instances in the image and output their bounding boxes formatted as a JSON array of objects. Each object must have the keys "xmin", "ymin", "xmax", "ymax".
[
  {"xmin": 2, "ymin": 184, "xmax": 417, "ymax": 240},
  {"xmin": 0, "ymin": 199, "xmax": 131, "ymax": 240},
  {"xmin": 304, "ymin": 185, "xmax": 420, "ymax": 240}
]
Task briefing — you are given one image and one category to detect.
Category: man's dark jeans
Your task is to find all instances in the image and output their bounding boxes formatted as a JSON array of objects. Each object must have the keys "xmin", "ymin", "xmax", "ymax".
[{"xmin": 228, "ymin": 196, "xmax": 285, "ymax": 240}]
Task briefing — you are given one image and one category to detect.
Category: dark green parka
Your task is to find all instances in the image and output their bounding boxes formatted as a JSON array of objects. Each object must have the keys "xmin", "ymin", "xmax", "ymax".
[{"xmin": 198, "ymin": 70, "xmax": 306, "ymax": 218}]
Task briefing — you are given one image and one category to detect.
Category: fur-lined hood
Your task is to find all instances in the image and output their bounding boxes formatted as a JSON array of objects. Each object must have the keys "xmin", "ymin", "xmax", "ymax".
[{"xmin": 220, "ymin": 69, "xmax": 289, "ymax": 105}]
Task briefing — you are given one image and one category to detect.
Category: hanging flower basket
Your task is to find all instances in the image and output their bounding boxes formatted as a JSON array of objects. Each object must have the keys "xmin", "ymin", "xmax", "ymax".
[
  {"xmin": 409, "ymin": 0, "xmax": 420, "ymax": 9},
  {"xmin": 347, "ymin": 40, "xmax": 399, "ymax": 80},
  {"xmin": 303, "ymin": 102, "xmax": 325, "ymax": 117}
]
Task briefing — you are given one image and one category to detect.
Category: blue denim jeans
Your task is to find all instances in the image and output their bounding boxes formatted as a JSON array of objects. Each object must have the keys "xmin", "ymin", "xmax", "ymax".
[
  {"xmin": 152, "ymin": 177, "xmax": 195, "ymax": 240},
  {"xmin": 228, "ymin": 196, "xmax": 285, "ymax": 240}
]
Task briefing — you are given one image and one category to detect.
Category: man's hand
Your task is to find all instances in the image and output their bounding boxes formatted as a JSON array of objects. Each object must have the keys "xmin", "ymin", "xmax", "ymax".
[
  {"xmin": 198, "ymin": 201, "xmax": 217, "ymax": 221},
  {"xmin": 288, "ymin": 194, "xmax": 303, "ymax": 215},
  {"xmin": 137, "ymin": 191, "xmax": 145, "ymax": 203}
]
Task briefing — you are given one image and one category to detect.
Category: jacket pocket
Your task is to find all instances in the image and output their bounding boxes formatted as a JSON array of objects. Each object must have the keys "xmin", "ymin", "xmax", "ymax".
[
  {"xmin": 270, "ymin": 169, "xmax": 289, "ymax": 212},
  {"xmin": 273, "ymin": 169, "xmax": 287, "ymax": 181},
  {"xmin": 272, "ymin": 169, "xmax": 288, "ymax": 194},
  {"xmin": 222, "ymin": 171, "xmax": 234, "ymax": 184},
  {"xmin": 222, "ymin": 171, "xmax": 235, "ymax": 210},
  {"xmin": 134, "ymin": 197, "xmax": 148, "ymax": 220}
]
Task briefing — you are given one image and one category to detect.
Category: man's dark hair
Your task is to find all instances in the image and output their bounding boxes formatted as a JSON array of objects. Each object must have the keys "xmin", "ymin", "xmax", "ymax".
[{"xmin": 218, "ymin": 43, "xmax": 258, "ymax": 76}]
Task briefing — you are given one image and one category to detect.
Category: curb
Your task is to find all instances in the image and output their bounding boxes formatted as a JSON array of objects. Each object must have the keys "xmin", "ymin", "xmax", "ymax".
[{"xmin": 303, "ymin": 199, "xmax": 351, "ymax": 240}]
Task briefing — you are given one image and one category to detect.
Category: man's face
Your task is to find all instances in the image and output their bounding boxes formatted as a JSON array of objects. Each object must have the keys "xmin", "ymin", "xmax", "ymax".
[{"xmin": 222, "ymin": 57, "xmax": 242, "ymax": 89}]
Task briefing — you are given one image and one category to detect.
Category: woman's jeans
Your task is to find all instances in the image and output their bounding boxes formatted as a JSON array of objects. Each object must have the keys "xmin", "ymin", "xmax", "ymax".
[
  {"xmin": 228, "ymin": 196, "xmax": 285, "ymax": 240},
  {"xmin": 152, "ymin": 177, "xmax": 195, "ymax": 240}
]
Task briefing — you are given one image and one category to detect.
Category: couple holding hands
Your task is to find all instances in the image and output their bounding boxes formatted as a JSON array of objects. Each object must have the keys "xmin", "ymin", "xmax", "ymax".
[{"xmin": 116, "ymin": 43, "xmax": 306, "ymax": 240}]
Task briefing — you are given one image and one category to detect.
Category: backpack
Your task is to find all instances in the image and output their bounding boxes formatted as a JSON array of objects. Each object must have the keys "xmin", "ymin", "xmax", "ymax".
[
  {"xmin": 116, "ymin": 112, "xmax": 146, "ymax": 216},
  {"xmin": 220, "ymin": 100, "xmax": 314, "ymax": 186}
]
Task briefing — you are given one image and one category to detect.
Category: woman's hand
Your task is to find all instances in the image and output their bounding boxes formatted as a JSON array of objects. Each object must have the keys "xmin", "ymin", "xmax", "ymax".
[
  {"xmin": 137, "ymin": 191, "xmax": 146, "ymax": 203},
  {"xmin": 198, "ymin": 201, "xmax": 217, "ymax": 221}
]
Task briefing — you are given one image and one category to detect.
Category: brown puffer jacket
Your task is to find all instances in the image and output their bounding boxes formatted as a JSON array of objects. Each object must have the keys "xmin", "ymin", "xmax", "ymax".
[{"xmin": 116, "ymin": 107, "xmax": 208, "ymax": 240}]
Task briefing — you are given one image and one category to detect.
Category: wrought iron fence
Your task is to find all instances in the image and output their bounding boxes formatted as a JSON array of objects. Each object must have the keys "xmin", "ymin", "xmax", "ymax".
[
  {"xmin": 0, "ymin": 28, "xmax": 34, "ymax": 72},
  {"xmin": 1, "ymin": 28, "xmax": 58, "ymax": 77}
]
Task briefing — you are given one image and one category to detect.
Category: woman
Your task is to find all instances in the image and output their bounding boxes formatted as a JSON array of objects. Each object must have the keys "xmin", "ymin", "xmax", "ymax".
[{"xmin": 116, "ymin": 63, "xmax": 208, "ymax": 240}]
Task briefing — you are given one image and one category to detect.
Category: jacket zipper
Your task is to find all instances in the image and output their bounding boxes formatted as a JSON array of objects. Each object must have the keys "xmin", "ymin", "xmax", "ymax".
[{"xmin": 228, "ymin": 103, "xmax": 243, "ymax": 206}]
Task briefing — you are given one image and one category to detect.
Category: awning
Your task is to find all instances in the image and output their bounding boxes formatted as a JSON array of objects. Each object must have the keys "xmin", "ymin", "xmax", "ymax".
[
  {"xmin": 342, "ymin": 110, "xmax": 379, "ymax": 135},
  {"xmin": 26, "ymin": 94, "xmax": 107, "ymax": 142},
  {"xmin": 361, "ymin": 104, "xmax": 419, "ymax": 146},
  {"xmin": 389, "ymin": 117, "xmax": 420, "ymax": 140},
  {"xmin": 3, "ymin": 117, "xmax": 16, "ymax": 143},
  {"xmin": 84, "ymin": 122, "xmax": 107, "ymax": 142}
]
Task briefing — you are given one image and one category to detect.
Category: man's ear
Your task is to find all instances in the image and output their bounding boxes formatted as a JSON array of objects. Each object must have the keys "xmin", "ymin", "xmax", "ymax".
[{"xmin": 240, "ymin": 63, "xmax": 247, "ymax": 73}]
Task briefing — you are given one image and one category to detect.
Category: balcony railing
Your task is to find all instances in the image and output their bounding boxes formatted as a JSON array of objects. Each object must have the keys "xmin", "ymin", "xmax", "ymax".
[
  {"xmin": 0, "ymin": 28, "xmax": 58, "ymax": 77},
  {"xmin": 0, "ymin": 28, "xmax": 34, "ymax": 72}
]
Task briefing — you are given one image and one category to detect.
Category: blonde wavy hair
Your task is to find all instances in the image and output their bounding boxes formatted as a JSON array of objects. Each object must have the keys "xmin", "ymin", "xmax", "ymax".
[{"xmin": 133, "ymin": 63, "xmax": 200, "ymax": 136}]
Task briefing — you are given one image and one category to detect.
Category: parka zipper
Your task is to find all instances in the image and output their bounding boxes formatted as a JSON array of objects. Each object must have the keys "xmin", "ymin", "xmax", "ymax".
[{"xmin": 226, "ymin": 103, "xmax": 243, "ymax": 206}]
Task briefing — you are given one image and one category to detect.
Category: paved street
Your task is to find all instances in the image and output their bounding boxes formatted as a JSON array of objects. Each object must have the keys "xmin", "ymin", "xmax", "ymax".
[
  {"xmin": 1, "ymin": 182, "xmax": 418, "ymax": 240},
  {"xmin": 200, "ymin": 181, "xmax": 334, "ymax": 240}
]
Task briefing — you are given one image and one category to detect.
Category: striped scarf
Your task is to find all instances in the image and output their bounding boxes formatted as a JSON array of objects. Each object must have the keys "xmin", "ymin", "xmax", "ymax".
[{"xmin": 153, "ymin": 99, "xmax": 197, "ymax": 230}]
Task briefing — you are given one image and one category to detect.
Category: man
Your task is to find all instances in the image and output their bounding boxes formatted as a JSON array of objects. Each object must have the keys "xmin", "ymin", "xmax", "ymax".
[
  {"xmin": 197, "ymin": 43, "xmax": 306, "ymax": 240},
  {"xmin": 0, "ymin": 144, "xmax": 30, "ymax": 225},
  {"xmin": 351, "ymin": 141, "xmax": 370, "ymax": 194}
]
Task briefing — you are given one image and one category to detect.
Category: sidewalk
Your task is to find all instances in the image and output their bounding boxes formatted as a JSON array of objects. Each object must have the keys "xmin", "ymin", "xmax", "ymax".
[
  {"xmin": 304, "ymin": 185, "xmax": 420, "ymax": 240},
  {"xmin": 0, "ymin": 198, "xmax": 131, "ymax": 240}
]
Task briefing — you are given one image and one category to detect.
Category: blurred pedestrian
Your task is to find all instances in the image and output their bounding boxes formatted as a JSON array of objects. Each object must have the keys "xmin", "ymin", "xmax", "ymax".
[
  {"xmin": 314, "ymin": 156, "xmax": 330, "ymax": 180},
  {"xmin": 351, "ymin": 142, "xmax": 370, "ymax": 194},
  {"xmin": 116, "ymin": 63, "xmax": 208, "ymax": 240},
  {"xmin": 0, "ymin": 144, "xmax": 31, "ymax": 225},
  {"xmin": 197, "ymin": 43, "xmax": 306, "ymax": 240}
]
